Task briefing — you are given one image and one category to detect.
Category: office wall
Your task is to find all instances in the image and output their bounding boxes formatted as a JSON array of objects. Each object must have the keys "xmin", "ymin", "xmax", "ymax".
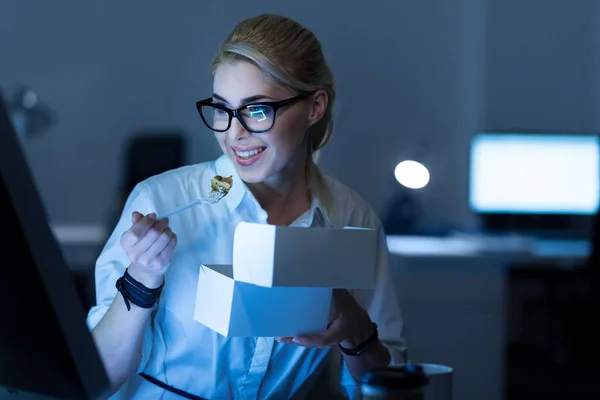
[
  {"xmin": 0, "ymin": 0, "xmax": 597, "ymax": 231},
  {"xmin": 484, "ymin": 0, "xmax": 597, "ymax": 133}
]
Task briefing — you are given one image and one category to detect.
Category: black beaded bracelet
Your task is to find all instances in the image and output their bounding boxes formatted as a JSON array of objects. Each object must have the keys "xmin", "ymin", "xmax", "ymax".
[
  {"xmin": 115, "ymin": 268, "xmax": 164, "ymax": 311},
  {"xmin": 339, "ymin": 323, "xmax": 379, "ymax": 356}
]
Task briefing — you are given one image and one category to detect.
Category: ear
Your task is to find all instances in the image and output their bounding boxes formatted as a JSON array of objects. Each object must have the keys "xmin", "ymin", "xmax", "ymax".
[{"xmin": 307, "ymin": 89, "xmax": 329, "ymax": 127}]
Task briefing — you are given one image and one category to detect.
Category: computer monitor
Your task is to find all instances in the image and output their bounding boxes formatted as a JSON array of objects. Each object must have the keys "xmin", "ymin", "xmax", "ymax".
[
  {"xmin": 0, "ymin": 90, "xmax": 110, "ymax": 399},
  {"xmin": 469, "ymin": 132, "xmax": 600, "ymax": 235}
]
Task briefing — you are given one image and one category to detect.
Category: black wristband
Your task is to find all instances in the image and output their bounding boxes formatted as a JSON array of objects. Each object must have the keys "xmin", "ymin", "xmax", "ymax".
[
  {"xmin": 115, "ymin": 268, "xmax": 164, "ymax": 311},
  {"xmin": 339, "ymin": 323, "xmax": 379, "ymax": 356}
]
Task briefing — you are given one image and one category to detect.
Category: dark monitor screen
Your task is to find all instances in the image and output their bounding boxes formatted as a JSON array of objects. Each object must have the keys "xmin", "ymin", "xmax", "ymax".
[{"xmin": 0, "ymin": 90, "xmax": 110, "ymax": 399}]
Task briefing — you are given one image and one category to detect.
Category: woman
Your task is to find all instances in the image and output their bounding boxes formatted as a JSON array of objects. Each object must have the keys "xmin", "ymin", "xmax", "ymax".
[{"xmin": 88, "ymin": 14, "xmax": 406, "ymax": 399}]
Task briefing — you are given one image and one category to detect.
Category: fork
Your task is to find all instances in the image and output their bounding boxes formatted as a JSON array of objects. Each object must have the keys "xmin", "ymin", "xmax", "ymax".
[{"xmin": 156, "ymin": 190, "xmax": 226, "ymax": 220}]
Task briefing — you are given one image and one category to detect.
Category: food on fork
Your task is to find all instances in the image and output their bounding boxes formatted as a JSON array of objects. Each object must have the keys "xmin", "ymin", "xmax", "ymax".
[
  {"xmin": 211, "ymin": 175, "xmax": 233, "ymax": 195},
  {"xmin": 155, "ymin": 175, "xmax": 231, "ymax": 220}
]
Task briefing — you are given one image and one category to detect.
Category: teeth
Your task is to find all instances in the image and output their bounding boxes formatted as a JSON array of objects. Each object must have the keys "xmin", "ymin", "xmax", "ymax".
[{"xmin": 235, "ymin": 148, "xmax": 264, "ymax": 158}]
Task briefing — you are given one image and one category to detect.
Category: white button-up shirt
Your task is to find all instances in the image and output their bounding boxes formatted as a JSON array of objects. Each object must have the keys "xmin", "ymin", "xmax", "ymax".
[{"xmin": 87, "ymin": 155, "xmax": 406, "ymax": 399}]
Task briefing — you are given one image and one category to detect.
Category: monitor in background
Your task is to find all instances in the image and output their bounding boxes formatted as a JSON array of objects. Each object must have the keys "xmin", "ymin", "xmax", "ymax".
[
  {"xmin": 469, "ymin": 133, "xmax": 600, "ymax": 236},
  {"xmin": 0, "ymin": 90, "xmax": 110, "ymax": 399}
]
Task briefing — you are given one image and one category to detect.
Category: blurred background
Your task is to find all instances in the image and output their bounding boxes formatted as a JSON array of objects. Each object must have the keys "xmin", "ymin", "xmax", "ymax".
[{"xmin": 2, "ymin": 0, "xmax": 599, "ymax": 398}]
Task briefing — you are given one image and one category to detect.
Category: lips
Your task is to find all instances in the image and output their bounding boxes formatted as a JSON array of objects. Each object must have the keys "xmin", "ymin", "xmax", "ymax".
[
  {"xmin": 234, "ymin": 147, "xmax": 266, "ymax": 159},
  {"xmin": 231, "ymin": 146, "xmax": 266, "ymax": 167}
]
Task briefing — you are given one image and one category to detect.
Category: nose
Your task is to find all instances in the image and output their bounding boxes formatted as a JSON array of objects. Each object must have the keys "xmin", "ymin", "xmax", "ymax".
[{"xmin": 228, "ymin": 117, "xmax": 251, "ymax": 142}]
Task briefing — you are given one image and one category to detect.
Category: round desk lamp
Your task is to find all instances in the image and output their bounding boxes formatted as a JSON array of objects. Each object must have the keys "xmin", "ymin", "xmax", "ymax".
[
  {"xmin": 383, "ymin": 146, "xmax": 430, "ymax": 235},
  {"xmin": 394, "ymin": 159, "xmax": 430, "ymax": 190}
]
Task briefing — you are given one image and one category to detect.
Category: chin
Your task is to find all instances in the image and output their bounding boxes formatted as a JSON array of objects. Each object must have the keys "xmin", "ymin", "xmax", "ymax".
[
  {"xmin": 234, "ymin": 166, "xmax": 270, "ymax": 184},
  {"xmin": 228, "ymin": 150, "xmax": 276, "ymax": 184}
]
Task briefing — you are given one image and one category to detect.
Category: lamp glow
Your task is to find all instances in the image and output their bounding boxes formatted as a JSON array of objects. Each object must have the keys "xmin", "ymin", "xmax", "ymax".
[{"xmin": 394, "ymin": 160, "xmax": 430, "ymax": 189}]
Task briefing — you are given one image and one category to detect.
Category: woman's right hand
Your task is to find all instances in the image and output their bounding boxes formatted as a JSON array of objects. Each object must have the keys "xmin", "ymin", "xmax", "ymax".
[{"xmin": 120, "ymin": 211, "xmax": 178, "ymax": 288}]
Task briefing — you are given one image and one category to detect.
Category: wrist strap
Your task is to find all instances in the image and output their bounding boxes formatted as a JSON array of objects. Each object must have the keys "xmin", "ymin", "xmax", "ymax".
[
  {"xmin": 115, "ymin": 268, "xmax": 164, "ymax": 311},
  {"xmin": 339, "ymin": 323, "xmax": 379, "ymax": 356}
]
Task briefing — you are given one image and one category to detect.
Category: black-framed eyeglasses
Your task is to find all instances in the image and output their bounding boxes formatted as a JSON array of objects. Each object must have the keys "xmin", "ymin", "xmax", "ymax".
[{"xmin": 196, "ymin": 94, "xmax": 307, "ymax": 134}]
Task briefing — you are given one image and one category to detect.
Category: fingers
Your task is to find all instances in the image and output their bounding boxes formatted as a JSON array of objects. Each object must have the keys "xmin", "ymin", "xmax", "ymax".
[
  {"xmin": 132, "ymin": 211, "xmax": 144, "ymax": 224},
  {"xmin": 277, "ymin": 334, "xmax": 334, "ymax": 348},
  {"xmin": 132, "ymin": 217, "xmax": 170, "ymax": 254},
  {"xmin": 136, "ymin": 225, "xmax": 173, "ymax": 265},
  {"xmin": 275, "ymin": 337, "xmax": 301, "ymax": 346},
  {"xmin": 120, "ymin": 212, "xmax": 178, "ymax": 274},
  {"xmin": 121, "ymin": 212, "xmax": 157, "ymax": 248},
  {"xmin": 276, "ymin": 298, "xmax": 372, "ymax": 350},
  {"xmin": 155, "ymin": 232, "xmax": 178, "ymax": 266},
  {"xmin": 298, "ymin": 324, "xmax": 343, "ymax": 348},
  {"xmin": 276, "ymin": 318, "xmax": 345, "ymax": 349}
]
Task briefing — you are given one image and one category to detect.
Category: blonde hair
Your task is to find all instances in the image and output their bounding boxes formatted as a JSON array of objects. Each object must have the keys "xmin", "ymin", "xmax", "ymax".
[{"xmin": 211, "ymin": 14, "xmax": 336, "ymax": 220}]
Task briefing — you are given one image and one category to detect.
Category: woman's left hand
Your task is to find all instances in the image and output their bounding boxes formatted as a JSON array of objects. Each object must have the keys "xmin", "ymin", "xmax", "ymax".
[{"xmin": 276, "ymin": 289, "xmax": 375, "ymax": 349}]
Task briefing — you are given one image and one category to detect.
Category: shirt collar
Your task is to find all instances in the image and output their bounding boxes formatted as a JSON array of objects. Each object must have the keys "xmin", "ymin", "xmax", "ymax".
[{"xmin": 213, "ymin": 154, "xmax": 330, "ymax": 227}]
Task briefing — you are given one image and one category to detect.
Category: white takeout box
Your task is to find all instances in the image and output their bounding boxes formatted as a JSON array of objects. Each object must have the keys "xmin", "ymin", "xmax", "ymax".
[{"xmin": 194, "ymin": 222, "xmax": 378, "ymax": 337}]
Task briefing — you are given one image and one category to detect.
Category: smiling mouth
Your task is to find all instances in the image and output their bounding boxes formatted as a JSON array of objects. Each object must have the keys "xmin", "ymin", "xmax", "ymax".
[{"xmin": 234, "ymin": 147, "xmax": 266, "ymax": 160}]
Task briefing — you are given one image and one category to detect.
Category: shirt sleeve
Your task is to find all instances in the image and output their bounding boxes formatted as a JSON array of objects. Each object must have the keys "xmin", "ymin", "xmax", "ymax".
[
  {"xmin": 86, "ymin": 182, "xmax": 157, "ymax": 373},
  {"xmin": 340, "ymin": 225, "xmax": 408, "ymax": 397}
]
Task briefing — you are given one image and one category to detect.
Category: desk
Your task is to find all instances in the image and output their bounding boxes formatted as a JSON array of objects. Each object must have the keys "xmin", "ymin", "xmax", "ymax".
[{"xmin": 386, "ymin": 235, "xmax": 589, "ymax": 400}]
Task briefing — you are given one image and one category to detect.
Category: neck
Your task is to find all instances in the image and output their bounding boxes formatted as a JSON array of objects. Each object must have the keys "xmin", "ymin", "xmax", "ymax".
[{"xmin": 247, "ymin": 156, "xmax": 312, "ymax": 225}]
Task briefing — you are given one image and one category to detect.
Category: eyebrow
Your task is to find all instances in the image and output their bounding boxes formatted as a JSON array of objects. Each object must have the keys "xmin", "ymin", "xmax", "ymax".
[{"xmin": 212, "ymin": 93, "xmax": 275, "ymax": 105}]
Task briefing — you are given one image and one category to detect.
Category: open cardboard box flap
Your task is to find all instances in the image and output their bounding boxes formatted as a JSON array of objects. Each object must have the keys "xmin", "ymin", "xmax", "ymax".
[{"xmin": 232, "ymin": 222, "xmax": 378, "ymax": 289}]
